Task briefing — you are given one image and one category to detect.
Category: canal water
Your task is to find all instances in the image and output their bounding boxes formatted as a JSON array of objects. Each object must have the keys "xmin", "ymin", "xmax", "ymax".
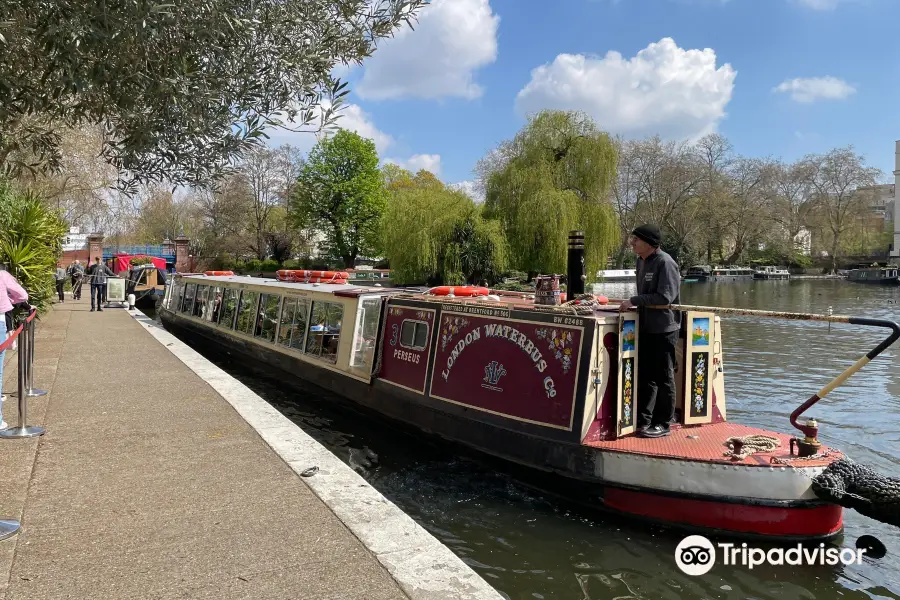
[{"xmin": 152, "ymin": 279, "xmax": 900, "ymax": 600}]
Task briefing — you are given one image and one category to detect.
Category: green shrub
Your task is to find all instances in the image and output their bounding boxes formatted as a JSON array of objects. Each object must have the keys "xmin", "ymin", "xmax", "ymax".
[{"xmin": 0, "ymin": 180, "xmax": 67, "ymax": 313}]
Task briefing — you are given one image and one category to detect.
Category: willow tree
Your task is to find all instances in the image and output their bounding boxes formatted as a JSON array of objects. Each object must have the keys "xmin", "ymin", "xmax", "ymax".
[
  {"xmin": 381, "ymin": 167, "xmax": 508, "ymax": 285},
  {"xmin": 479, "ymin": 110, "xmax": 618, "ymax": 282}
]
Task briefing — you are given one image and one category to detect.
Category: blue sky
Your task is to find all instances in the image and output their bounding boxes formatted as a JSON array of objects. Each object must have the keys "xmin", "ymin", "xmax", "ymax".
[{"xmin": 265, "ymin": 0, "xmax": 900, "ymax": 195}]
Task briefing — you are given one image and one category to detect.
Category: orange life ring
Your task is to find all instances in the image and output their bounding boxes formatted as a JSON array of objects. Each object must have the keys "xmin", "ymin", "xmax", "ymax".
[
  {"xmin": 204, "ymin": 271, "xmax": 234, "ymax": 276},
  {"xmin": 277, "ymin": 270, "xmax": 349, "ymax": 281},
  {"xmin": 427, "ymin": 286, "xmax": 490, "ymax": 297}
]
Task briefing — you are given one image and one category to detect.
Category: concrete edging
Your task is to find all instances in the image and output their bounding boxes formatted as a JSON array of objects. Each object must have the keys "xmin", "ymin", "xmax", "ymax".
[{"xmin": 128, "ymin": 308, "xmax": 505, "ymax": 600}]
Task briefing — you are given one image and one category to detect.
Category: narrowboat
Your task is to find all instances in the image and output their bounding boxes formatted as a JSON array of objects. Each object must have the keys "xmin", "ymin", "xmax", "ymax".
[
  {"xmin": 125, "ymin": 263, "xmax": 169, "ymax": 308},
  {"xmin": 710, "ymin": 266, "xmax": 755, "ymax": 282},
  {"xmin": 685, "ymin": 265, "xmax": 712, "ymax": 282},
  {"xmin": 596, "ymin": 269, "xmax": 637, "ymax": 282},
  {"xmin": 846, "ymin": 265, "xmax": 899, "ymax": 285},
  {"xmin": 753, "ymin": 266, "xmax": 791, "ymax": 280},
  {"xmin": 157, "ymin": 268, "xmax": 898, "ymax": 541}
]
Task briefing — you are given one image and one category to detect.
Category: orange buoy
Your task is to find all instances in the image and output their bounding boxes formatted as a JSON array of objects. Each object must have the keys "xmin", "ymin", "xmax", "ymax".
[
  {"xmin": 204, "ymin": 271, "xmax": 234, "ymax": 276},
  {"xmin": 426, "ymin": 286, "xmax": 490, "ymax": 297},
  {"xmin": 277, "ymin": 270, "xmax": 349, "ymax": 282}
]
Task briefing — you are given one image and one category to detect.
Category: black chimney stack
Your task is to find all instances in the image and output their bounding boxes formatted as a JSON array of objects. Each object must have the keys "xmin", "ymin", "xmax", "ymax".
[{"xmin": 567, "ymin": 230, "xmax": 585, "ymax": 296}]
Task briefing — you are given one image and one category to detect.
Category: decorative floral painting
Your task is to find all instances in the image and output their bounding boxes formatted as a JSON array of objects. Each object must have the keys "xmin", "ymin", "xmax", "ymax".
[
  {"xmin": 690, "ymin": 352, "xmax": 708, "ymax": 417},
  {"xmin": 692, "ymin": 318, "xmax": 710, "ymax": 346},
  {"xmin": 536, "ymin": 328, "xmax": 575, "ymax": 374},
  {"xmin": 621, "ymin": 320, "xmax": 636, "ymax": 352},
  {"xmin": 440, "ymin": 315, "xmax": 470, "ymax": 351},
  {"xmin": 620, "ymin": 357, "xmax": 634, "ymax": 429}
]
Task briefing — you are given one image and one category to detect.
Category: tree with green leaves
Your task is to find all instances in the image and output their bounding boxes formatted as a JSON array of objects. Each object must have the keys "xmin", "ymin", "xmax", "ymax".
[
  {"xmin": 478, "ymin": 110, "xmax": 618, "ymax": 282},
  {"xmin": 381, "ymin": 167, "xmax": 507, "ymax": 285},
  {"xmin": 0, "ymin": 0, "xmax": 427, "ymax": 191},
  {"xmin": 292, "ymin": 130, "xmax": 386, "ymax": 268}
]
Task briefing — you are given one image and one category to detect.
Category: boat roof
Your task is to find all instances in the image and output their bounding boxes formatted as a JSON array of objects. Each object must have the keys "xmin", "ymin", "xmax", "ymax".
[
  {"xmin": 179, "ymin": 273, "xmax": 404, "ymax": 297},
  {"xmin": 176, "ymin": 273, "xmax": 625, "ymax": 315}
]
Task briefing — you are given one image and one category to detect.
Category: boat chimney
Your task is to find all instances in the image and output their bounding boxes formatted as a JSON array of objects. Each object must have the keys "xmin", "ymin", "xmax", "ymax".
[
  {"xmin": 566, "ymin": 230, "xmax": 586, "ymax": 297},
  {"xmin": 893, "ymin": 141, "xmax": 900, "ymax": 258}
]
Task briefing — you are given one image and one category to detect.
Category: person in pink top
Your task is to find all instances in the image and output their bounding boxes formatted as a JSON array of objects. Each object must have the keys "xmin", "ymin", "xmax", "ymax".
[{"xmin": 0, "ymin": 267, "xmax": 28, "ymax": 430}]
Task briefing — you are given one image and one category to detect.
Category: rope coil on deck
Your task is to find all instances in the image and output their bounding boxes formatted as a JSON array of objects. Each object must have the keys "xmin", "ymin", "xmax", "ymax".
[
  {"xmin": 811, "ymin": 458, "xmax": 900, "ymax": 528},
  {"xmin": 723, "ymin": 435, "xmax": 781, "ymax": 460}
]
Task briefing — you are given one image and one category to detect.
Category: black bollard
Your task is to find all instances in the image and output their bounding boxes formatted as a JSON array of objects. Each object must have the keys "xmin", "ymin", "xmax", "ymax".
[{"xmin": 567, "ymin": 230, "xmax": 586, "ymax": 297}]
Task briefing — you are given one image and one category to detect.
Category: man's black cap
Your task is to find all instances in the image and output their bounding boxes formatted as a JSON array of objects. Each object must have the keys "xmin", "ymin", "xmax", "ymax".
[{"xmin": 632, "ymin": 224, "xmax": 661, "ymax": 248}]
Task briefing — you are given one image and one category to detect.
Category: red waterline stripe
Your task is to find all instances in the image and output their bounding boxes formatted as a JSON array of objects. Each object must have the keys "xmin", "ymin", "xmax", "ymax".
[{"xmin": 604, "ymin": 488, "xmax": 843, "ymax": 537}]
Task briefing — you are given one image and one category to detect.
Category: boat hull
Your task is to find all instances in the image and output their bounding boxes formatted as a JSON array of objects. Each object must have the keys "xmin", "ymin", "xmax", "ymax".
[{"xmin": 159, "ymin": 308, "xmax": 843, "ymax": 541}]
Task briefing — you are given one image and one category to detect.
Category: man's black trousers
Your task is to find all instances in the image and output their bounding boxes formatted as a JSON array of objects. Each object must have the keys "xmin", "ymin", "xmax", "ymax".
[{"xmin": 637, "ymin": 330, "xmax": 678, "ymax": 428}]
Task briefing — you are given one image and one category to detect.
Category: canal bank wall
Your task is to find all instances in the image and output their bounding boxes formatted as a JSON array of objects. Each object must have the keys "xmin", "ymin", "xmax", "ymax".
[{"xmin": 0, "ymin": 302, "xmax": 503, "ymax": 600}]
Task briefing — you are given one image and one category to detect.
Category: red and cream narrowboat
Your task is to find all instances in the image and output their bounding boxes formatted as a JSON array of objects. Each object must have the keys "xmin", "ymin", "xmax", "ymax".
[{"xmin": 157, "ymin": 268, "xmax": 899, "ymax": 541}]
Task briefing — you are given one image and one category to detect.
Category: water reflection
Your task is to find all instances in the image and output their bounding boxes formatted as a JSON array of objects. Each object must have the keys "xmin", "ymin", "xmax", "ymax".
[{"xmin": 163, "ymin": 279, "xmax": 900, "ymax": 600}]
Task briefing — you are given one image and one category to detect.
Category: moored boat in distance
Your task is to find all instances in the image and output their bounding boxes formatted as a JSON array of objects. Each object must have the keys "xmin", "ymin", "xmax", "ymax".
[
  {"xmin": 846, "ymin": 264, "xmax": 900, "ymax": 285},
  {"xmin": 596, "ymin": 269, "xmax": 637, "ymax": 282},
  {"xmin": 753, "ymin": 265, "xmax": 791, "ymax": 280},
  {"xmin": 157, "ymin": 264, "xmax": 900, "ymax": 541}
]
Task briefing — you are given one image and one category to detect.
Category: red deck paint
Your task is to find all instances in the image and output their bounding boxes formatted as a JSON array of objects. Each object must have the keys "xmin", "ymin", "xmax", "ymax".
[
  {"xmin": 584, "ymin": 421, "xmax": 840, "ymax": 467},
  {"xmin": 604, "ymin": 487, "xmax": 844, "ymax": 538}
]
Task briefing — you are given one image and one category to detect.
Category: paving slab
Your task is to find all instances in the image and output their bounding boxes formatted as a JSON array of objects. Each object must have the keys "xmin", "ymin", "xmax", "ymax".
[{"xmin": 0, "ymin": 298, "xmax": 503, "ymax": 600}]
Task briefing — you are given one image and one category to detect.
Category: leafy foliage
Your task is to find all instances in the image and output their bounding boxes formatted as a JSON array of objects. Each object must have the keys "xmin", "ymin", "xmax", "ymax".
[
  {"xmin": 479, "ymin": 110, "xmax": 618, "ymax": 281},
  {"xmin": 0, "ymin": 180, "xmax": 68, "ymax": 312},
  {"xmin": 0, "ymin": 0, "xmax": 428, "ymax": 191},
  {"xmin": 292, "ymin": 130, "xmax": 387, "ymax": 268},
  {"xmin": 381, "ymin": 167, "xmax": 508, "ymax": 285}
]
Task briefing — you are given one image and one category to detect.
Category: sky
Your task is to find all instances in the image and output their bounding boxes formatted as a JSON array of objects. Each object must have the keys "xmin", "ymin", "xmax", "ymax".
[{"xmin": 263, "ymin": 0, "xmax": 900, "ymax": 199}]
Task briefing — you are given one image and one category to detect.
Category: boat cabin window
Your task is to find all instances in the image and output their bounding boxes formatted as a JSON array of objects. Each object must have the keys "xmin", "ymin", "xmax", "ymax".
[
  {"xmin": 181, "ymin": 283, "xmax": 196, "ymax": 314},
  {"xmin": 218, "ymin": 288, "xmax": 238, "ymax": 329},
  {"xmin": 236, "ymin": 290, "xmax": 260, "ymax": 336},
  {"xmin": 255, "ymin": 294, "xmax": 281, "ymax": 342},
  {"xmin": 306, "ymin": 301, "xmax": 343, "ymax": 364},
  {"xmin": 193, "ymin": 285, "xmax": 209, "ymax": 319},
  {"xmin": 350, "ymin": 296, "xmax": 382, "ymax": 376},
  {"xmin": 278, "ymin": 297, "xmax": 310, "ymax": 352},
  {"xmin": 205, "ymin": 287, "xmax": 223, "ymax": 322},
  {"xmin": 400, "ymin": 319, "xmax": 429, "ymax": 351},
  {"xmin": 172, "ymin": 280, "xmax": 185, "ymax": 311}
]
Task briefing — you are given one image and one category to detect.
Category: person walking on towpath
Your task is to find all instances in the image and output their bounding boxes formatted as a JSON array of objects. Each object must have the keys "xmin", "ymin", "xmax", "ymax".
[
  {"xmin": 68, "ymin": 259, "xmax": 84, "ymax": 300},
  {"xmin": 54, "ymin": 262, "xmax": 67, "ymax": 303},
  {"xmin": 619, "ymin": 224, "xmax": 682, "ymax": 439},
  {"xmin": 86, "ymin": 257, "xmax": 114, "ymax": 312},
  {"xmin": 0, "ymin": 267, "xmax": 28, "ymax": 430}
]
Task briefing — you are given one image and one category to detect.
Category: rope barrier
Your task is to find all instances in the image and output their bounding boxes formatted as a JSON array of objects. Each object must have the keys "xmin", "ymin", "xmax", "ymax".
[{"xmin": 0, "ymin": 307, "xmax": 44, "ymax": 541}]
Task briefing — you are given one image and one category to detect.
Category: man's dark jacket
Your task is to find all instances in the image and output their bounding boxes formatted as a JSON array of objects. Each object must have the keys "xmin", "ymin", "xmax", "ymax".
[{"xmin": 630, "ymin": 249, "xmax": 681, "ymax": 334}]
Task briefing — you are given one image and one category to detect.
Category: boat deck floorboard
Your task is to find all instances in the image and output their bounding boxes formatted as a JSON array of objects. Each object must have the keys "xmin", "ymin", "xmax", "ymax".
[{"xmin": 583, "ymin": 422, "xmax": 840, "ymax": 467}]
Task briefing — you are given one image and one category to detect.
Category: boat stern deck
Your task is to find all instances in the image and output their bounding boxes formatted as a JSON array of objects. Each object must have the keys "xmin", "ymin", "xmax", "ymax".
[{"xmin": 584, "ymin": 421, "xmax": 841, "ymax": 468}]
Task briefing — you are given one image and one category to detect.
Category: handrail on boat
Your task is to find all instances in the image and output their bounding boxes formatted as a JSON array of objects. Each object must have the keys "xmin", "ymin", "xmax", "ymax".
[{"xmin": 648, "ymin": 303, "xmax": 900, "ymax": 440}]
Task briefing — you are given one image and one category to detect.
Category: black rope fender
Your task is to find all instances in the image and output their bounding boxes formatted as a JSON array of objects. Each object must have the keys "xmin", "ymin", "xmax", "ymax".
[{"xmin": 811, "ymin": 458, "xmax": 900, "ymax": 528}]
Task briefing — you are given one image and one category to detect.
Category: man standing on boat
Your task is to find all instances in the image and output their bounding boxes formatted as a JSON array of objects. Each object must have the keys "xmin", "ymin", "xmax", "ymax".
[{"xmin": 619, "ymin": 224, "xmax": 681, "ymax": 439}]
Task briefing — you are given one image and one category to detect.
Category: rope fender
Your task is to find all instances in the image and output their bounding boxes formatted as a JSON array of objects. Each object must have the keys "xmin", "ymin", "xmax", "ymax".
[{"xmin": 811, "ymin": 458, "xmax": 900, "ymax": 528}]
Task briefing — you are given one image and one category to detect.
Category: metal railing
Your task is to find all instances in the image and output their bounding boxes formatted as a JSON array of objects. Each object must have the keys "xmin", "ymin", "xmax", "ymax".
[{"xmin": 0, "ymin": 307, "xmax": 47, "ymax": 541}]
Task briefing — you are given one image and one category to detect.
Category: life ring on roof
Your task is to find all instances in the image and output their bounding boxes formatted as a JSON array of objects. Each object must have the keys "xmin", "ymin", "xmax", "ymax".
[
  {"xmin": 427, "ymin": 286, "xmax": 490, "ymax": 297},
  {"xmin": 204, "ymin": 271, "xmax": 234, "ymax": 276},
  {"xmin": 277, "ymin": 270, "xmax": 349, "ymax": 282}
]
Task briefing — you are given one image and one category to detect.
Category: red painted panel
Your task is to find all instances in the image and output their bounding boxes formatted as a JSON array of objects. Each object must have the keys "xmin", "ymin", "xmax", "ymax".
[
  {"xmin": 378, "ymin": 305, "xmax": 436, "ymax": 394},
  {"xmin": 604, "ymin": 488, "xmax": 843, "ymax": 537},
  {"xmin": 428, "ymin": 310, "xmax": 585, "ymax": 430}
]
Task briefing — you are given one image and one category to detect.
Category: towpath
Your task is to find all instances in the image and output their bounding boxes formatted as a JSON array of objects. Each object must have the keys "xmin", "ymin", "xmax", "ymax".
[{"xmin": 0, "ymin": 301, "xmax": 500, "ymax": 600}]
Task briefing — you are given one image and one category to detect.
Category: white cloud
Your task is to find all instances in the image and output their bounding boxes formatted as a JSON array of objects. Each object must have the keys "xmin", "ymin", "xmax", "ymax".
[
  {"xmin": 515, "ymin": 37, "xmax": 736, "ymax": 141},
  {"xmin": 794, "ymin": 0, "xmax": 851, "ymax": 9},
  {"xmin": 355, "ymin": 0, "xmax": 499, "ymax": 100},
  {"xmin": 262, "ymin": 102, "xmax": 395, "ymax": 155},
  {"xmin": 384, "ymin": 154, "xmax": 442, "ymax": 176},
  {"xmin": 773, "ymin": 76, "xmax": 856, "ymax": 103},
  {"xmin": 448, "ymin": 180, "xmax": 484, "ymax": 203}
]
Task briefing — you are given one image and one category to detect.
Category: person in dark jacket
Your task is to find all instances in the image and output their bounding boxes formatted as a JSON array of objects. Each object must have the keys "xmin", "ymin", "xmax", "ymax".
[
  {"xmin": 86, "ymin": 257, "xmax": 115, "ymax": 312},
  {"xmin": 619, "ymin": 224, "xmax": 681, "ymax": 438}
]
